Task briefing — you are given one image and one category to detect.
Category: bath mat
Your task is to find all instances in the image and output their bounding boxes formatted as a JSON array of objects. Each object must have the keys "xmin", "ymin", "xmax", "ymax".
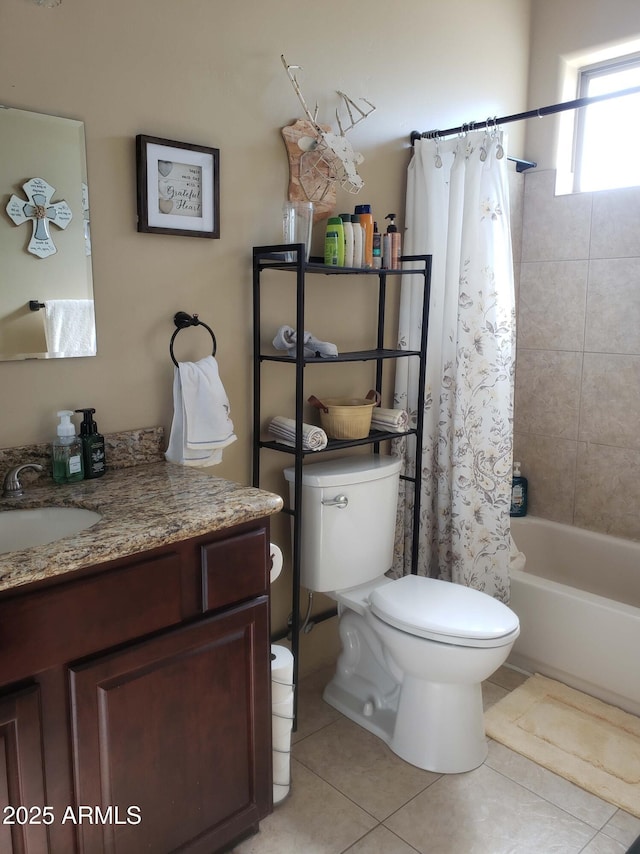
[{"xmin": 484, "ymin": 674, "xmax": 640, "ymax": 818}]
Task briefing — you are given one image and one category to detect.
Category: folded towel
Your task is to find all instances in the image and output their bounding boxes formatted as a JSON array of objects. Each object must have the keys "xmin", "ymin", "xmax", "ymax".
[
  {"xmin": 370, "ymin": 408, "xmax": 409, "ymax": 433},
  {"xmin": 272, "ymin": 324, "xmax": 338, "ymax": 359},
  {"xmin": 268, "ymin": 416, "xmax": 328, "ymax": 451},
  {"xmin": 165, "ymin": 356, "xmax": 237, "ymax": 467},
  {"xmin": 44, "ymin": 299, "xmax": 96, "ymax": 357}
]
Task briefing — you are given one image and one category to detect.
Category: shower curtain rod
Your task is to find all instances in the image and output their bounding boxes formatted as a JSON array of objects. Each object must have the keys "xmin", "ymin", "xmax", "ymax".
[{"xmin": 410, "ymin": 83, "xmax": 640, "ymax": 172}]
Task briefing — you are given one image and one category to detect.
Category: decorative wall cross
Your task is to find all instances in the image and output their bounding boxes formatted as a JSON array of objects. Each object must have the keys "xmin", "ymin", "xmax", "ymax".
[{"xmin": 6, "ymin": 177, "xmax": 73, "ymax": 258}]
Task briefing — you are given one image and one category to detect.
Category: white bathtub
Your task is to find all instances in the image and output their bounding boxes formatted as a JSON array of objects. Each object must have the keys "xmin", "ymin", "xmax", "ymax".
[{"xmin": 508, "ymin": 516, "xmax": 640, "ymax": 716}]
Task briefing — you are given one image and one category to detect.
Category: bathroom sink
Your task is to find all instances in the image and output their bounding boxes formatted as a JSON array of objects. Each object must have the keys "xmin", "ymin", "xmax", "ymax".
[{"xmin": 0, "ymin": 507, "xmax": 102, "ymax": 555}]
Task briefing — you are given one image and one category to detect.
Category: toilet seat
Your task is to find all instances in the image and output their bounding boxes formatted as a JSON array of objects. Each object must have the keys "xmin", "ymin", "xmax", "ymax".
[{"xmin": 369, "ymin": 574, "xmax": 520, "ymax": 648}]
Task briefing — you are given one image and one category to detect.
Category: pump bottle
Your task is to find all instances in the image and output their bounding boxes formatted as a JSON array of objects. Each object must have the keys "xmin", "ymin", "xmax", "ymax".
[
  {"xmin": 75, "ymin": 408, "xmax": 106, "ymax": 478},
  {"xmin": 383, "ymin": 213, "xmax": 402, "ymax": 269},
  {"xmin": 52, "ymin": 410, "xmax": 84, "ymax": 484}
]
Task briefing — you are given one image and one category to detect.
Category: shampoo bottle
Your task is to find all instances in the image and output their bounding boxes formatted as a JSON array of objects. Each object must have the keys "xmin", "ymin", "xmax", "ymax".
[
  {"xmin": 52, "ymin": 410, "xmax": 84, "ymax": 484},
  {"xmin": 339, "ymin": 213, "xmax": 354, "ymax": 268},
  {"xmin": 324, "ymin": 229, "xmax": 340, "ymax": 265},
  {"xmin": 351, "ymin": 215, "xmax": 364, "ymax": 267},
  {"xmin": 355, "ymin": 204, "xmax": 374, "ymax": 267},
  {"xmin": 372, "ymin": 222, "xmax": 382, "ymax": 269},
  {"xmin": 510, "ymin": 461, "xmax": 528, "ymax": 517},
  {"xmin": 75, "ymin": 408, "xmax": 106, "ymax": 478},
  {"xmin": 326, "ymin": 217, "xmax": 345, "ymax": 266}
]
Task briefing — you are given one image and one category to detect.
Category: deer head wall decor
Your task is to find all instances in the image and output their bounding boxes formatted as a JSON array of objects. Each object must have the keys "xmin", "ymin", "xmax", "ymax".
[{"xmin": 281, "ymin": 55, "xmax": 375, "ymax": 204}]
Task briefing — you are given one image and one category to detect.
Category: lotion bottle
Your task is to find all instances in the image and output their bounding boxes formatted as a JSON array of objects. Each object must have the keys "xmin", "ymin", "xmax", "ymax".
[
  {"xmin": 351, "ymin": 215, "xmax": 364, "ymax": 267},
  {"xmin": 510, "ymin": 461, "xmax": 528, "ymax": 517},
  {"xmin": 52, "ymin": 410, "xmax": 84, "ymax": 484},
  {"xmin": 75, "ymin": 408, "xmax": 106, "ymax": 478},
  {"xmin": 355, "ymin": 204, "xmax": 374, "ymax": 267},
  {"xmin": 339, "ymin": 213, "xmax": 354, "ymax": 267}
]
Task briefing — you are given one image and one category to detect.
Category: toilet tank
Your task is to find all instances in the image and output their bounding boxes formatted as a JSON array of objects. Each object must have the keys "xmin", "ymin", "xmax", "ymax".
[{"xmin": 283, "ymin": 455, "xmax": 401, "ymax": 593}]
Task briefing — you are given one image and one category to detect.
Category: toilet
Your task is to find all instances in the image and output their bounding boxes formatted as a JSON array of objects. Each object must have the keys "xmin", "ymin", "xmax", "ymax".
[{"xmin": 284, "ymin": 455, "xmax": 520, "ymax": 773}]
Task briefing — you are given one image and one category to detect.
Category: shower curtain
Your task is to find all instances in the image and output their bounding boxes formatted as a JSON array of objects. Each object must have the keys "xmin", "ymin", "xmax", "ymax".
[{"xmin": 393, "ymin": 131, "xmax": 516, "ymax": 602}]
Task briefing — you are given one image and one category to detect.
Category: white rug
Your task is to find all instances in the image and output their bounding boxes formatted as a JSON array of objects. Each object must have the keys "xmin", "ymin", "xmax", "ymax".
[{"xmin": 484, "ymin": 674, "xmax": 640, "ymax": 818}]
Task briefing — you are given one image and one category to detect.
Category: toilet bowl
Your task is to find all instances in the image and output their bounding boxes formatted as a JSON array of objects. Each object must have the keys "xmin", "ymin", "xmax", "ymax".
[{"xmin": 284, "ymin": 455, "xmax": 520, "ymax": 773}]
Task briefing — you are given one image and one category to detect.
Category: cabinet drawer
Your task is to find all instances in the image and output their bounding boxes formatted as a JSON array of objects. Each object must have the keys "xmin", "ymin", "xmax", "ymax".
[
  {"xmin": 0, "ymin": 551, "xmax": 185, "ymax": 686},
  {"xmin": 202, "ymin": 528, "xmax": 268, "ymax": 612}
]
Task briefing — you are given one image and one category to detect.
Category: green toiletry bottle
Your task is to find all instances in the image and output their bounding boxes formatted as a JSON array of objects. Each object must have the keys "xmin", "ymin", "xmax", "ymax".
[
  {"xmin": 52, "ymin": 410, "xmax": 84, "ymax": 484},
  {"xmin": 75, "ymin": 408, "xmax": 106, "ymax": 478}
]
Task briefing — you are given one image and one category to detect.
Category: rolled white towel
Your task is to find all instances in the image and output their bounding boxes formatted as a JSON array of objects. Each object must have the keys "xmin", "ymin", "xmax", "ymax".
[
  {"xmin": 272, "ymin": 325, "xmax": 338, "ymax": 359},
  {"xmin": 268, "ymin": 416, "xmax": 328, "ymax": 451},
  {"xmin": 370, "ymin": 408, "xmax": 409, "ymax": 433}
]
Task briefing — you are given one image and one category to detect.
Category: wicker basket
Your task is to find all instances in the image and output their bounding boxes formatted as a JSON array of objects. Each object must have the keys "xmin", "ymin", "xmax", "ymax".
[{"xmin": 308, "ymin": 391, "xmax": 380, "ymax": 440}]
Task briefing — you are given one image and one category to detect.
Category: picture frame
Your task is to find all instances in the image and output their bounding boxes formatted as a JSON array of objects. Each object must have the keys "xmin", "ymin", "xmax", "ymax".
[{"xmin": 136, "ymin": 134, "xmax": 220, "ymax": 238}]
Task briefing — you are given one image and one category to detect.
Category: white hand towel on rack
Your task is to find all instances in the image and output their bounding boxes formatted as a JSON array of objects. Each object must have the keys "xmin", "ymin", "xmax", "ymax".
[
  {"xmin": 44, "ymin": 299, "xmax": 96, "ymax": 357},
  {"xmin": 268, "ymin": 416, "xmax": 328, "ymax": 450},
  {"xmin": 165, "ymin": 356, "xmax": 237, "ymax": 467}
]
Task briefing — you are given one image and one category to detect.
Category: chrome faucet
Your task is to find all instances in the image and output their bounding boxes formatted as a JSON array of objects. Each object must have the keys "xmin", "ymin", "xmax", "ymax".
[{"xmin": 2, "ymin": 463, "xmax": 44, "ymax": 499}]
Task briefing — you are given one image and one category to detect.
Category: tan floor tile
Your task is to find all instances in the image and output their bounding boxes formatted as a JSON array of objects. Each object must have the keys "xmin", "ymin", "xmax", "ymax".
[
  {"xmin": 232, "ymin": 759, "xmax": 376, "ymax": 854},
  {"xmin": 384, "ymin": 764, "xmax": 595, "ymax": 854},
  {"xmin": 343, "ymin": 825, "xmax": 420, "ymax": 853},
  {"xmin": 601, "ymin": 810, "xmax": 640, "ymax": 848},
  {"xmin": 488, "ymin": 664, "xmax": 530, "ymax": 691},
  {"xmin": 580, "ymin": 833, "xmax": 628, "ymax": 853},
  {"xmin": 293, "ymin": 716, "xmax": 439, "ymax": 820},
  {"xmin": 482, "ymin": 680, "xmax": 508, "ymax": 710},
  {"xmin": 485, "ymin": 740, "xmax": 617, "ymax": 828},
  {"xmin": 292, "ymin": 664, "xmax": 341, "ymax": 744}
]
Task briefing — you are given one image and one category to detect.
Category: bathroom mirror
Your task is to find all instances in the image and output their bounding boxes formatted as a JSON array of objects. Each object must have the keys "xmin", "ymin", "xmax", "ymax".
[{"xmin": 0, "ymin": 106, "xmax": 96, "ymax": 360}]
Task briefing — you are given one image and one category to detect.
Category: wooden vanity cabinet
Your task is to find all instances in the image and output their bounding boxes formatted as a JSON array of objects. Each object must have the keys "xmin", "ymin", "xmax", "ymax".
[{"xmin": 0, "ymin": 518, "xmax": 273, "ymax": 854}]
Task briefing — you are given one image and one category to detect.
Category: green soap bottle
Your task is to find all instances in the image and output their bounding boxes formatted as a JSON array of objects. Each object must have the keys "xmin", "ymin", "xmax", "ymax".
[
  {"xmin": 75, "ymin": 408, "xmax": 106, "ymax": 478},
  {"xmin": 52, "ymin": 410, "xmax": 84, "ymax": 484}
]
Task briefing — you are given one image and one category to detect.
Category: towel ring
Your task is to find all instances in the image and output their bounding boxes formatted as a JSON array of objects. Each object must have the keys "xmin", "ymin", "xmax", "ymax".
[{"xmin": 169, "ymin": 311, "xmax": 217, "ymax": 367}]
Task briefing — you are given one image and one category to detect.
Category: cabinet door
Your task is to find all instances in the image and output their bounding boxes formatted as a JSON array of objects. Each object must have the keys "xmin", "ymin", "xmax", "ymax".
[
  {"xmin": 69, "ymin": 599, "xmax": 271, "ymax": 854},
  {"xmin": 0, "ymin": 686, "xmax": 48, "ymax": 854}
]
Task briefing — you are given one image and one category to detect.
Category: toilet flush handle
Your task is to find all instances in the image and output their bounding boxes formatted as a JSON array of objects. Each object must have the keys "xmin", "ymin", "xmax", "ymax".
[{"xmin": 321, "ymin": 494, "xmax": 349, "ymax": 509}]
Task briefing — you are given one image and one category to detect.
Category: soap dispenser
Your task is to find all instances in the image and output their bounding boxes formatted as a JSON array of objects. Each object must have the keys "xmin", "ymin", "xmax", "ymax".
[
  {"xmin": 383, "ymin": 213, "xmax": 401, "ymax": 269},
  {"xmin": 510, "ymin": 461, "xmax": 528, "ymax": 517},
  {"xmin": 75, "ymin": 408, "xmax": 106, "ymax": 478},
  {"xmin": 52, "ymin": 410, "xmax": 84, "ymax": 484}
]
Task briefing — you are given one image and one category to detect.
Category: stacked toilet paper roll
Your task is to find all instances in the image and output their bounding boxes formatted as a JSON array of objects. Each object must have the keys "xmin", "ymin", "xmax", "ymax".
[
  {"xmin": 271, "ymin": 644, "xmax": 294, "ymax": 805},
  {"xmin": 270, "ymin": 543, "xmax": 283, "ymax": 584}
]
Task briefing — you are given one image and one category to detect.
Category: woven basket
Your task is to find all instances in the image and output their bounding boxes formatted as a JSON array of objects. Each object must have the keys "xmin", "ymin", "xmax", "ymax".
[{"xmin": 308, "ymin": 391, "xmax": 380, "ymax": 440}]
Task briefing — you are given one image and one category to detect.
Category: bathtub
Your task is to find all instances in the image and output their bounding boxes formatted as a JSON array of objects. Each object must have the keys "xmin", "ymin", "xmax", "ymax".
[{"xmin": 508, "ymin": 516, "xmax": 640, "ymax": 717}]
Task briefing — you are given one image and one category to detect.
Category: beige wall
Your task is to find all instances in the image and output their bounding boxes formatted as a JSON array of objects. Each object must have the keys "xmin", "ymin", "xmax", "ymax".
[
  {"xmin": 525, "ymin": 0, "xmax": 640, "ymax": 168},
  {"xmin": 1, "ymin": 0, "xmax": 530, "ymax": 659}
]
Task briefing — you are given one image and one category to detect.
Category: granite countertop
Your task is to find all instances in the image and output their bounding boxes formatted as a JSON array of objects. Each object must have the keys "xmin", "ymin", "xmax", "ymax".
[{"xmin": 0, "ymin": 462, "xmax": 283, "ymax": 594}]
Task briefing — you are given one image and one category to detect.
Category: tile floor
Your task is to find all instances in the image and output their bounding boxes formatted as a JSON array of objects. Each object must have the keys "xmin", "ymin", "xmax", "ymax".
[{"xmin": 233, "ymin": 665, "xmax": 640, "ymax": 854}]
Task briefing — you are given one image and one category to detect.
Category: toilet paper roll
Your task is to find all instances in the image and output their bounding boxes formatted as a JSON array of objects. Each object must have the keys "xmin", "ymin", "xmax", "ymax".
[
  {"xmin": 272, "ymin": 749, "xmax": 291, "ymax": 786},
  {"xmin": 271, "ymin": 644, "xmax": 294, "ymax": 703},
  {"xmin": 272, "ymin": 711, "xmax": 293, "ymax": 748},
  {"xmin": 269, "ymin": 543, "xmax": 283, "ymax": 584},
  {"xmin": 273, "ymin": 782, "xmax": 290, "ymax": 806}
]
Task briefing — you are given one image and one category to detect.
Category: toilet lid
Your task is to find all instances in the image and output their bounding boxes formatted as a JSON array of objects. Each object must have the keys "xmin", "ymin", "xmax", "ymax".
[{"xmin": 369, "ymin": 575, "xmax": 520, "ymax": 646}]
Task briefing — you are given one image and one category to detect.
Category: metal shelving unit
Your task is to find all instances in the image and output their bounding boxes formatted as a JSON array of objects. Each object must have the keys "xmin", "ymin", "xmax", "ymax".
[{"xmin": 252, "ymin": 244, "xmax": 431, "ymax": 724}]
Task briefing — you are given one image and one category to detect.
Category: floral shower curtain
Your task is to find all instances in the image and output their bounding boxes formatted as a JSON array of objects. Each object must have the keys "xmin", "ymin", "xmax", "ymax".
[{"xmin": 392, "ymin": 131, "xmax": 515, "ymax": 602}]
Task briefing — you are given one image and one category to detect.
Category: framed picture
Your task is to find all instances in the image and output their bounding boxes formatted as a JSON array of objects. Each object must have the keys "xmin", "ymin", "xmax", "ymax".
[{"xmin": 136, "ymin": 135, "xmax": 220, "ymax": 238}]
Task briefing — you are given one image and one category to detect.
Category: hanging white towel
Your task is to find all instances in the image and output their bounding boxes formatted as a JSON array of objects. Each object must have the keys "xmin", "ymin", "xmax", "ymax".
[
  {"xmin": 268, "ymin": 416, "xmax": 328, "ymax": 451},
  {"xmin": 370, "ymin": 408, "xmax": 409, "ymax": 433},
  {"xmin": 44, "ymin": 299, "xmax": 96, "ymax": 357},
  {"xmin": 165, "ymin": 356, "xmax": 237, "ymax": 467}
]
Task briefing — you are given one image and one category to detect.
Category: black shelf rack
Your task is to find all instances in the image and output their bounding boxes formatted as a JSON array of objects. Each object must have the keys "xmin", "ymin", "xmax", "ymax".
[{"xmin": 252, "ymin": 244, "xmax": 431, "ymax": 724}]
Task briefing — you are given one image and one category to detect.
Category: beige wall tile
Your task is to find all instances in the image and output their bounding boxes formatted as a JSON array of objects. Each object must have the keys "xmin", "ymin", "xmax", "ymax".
[
  {"xmin": 591, "ymin": 187, "xmax": 640, "ymax": 259},
  {"xmin": 522, "ymin": 170, "xmax": 592, "ymax": 262},
  {"xmin": 513, "ymin": 432, "xmax": 577, "ymax": 523},
  {"xmin": 579, "ymin": 354, "xmax": 640, "ymax": 451},
  {"xmin": 586, "ymin": 259, "xmax": 640, "ymax": 355},
  {"xmin": 514, "ymin": 349, "xmax": 582, "ymax": 439},
  {"xmin": 519, "ymin": 260, "xmax": 588, "ymax": 350},
  {"xmin": 574, "ymin": 443, "xmax": 640, "ymax": 540}
]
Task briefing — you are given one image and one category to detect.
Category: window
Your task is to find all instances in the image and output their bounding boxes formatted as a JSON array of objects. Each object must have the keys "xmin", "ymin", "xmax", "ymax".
[{"xmin": 574, "ymin": 55, "xmax": 640, "ymax": 192}]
